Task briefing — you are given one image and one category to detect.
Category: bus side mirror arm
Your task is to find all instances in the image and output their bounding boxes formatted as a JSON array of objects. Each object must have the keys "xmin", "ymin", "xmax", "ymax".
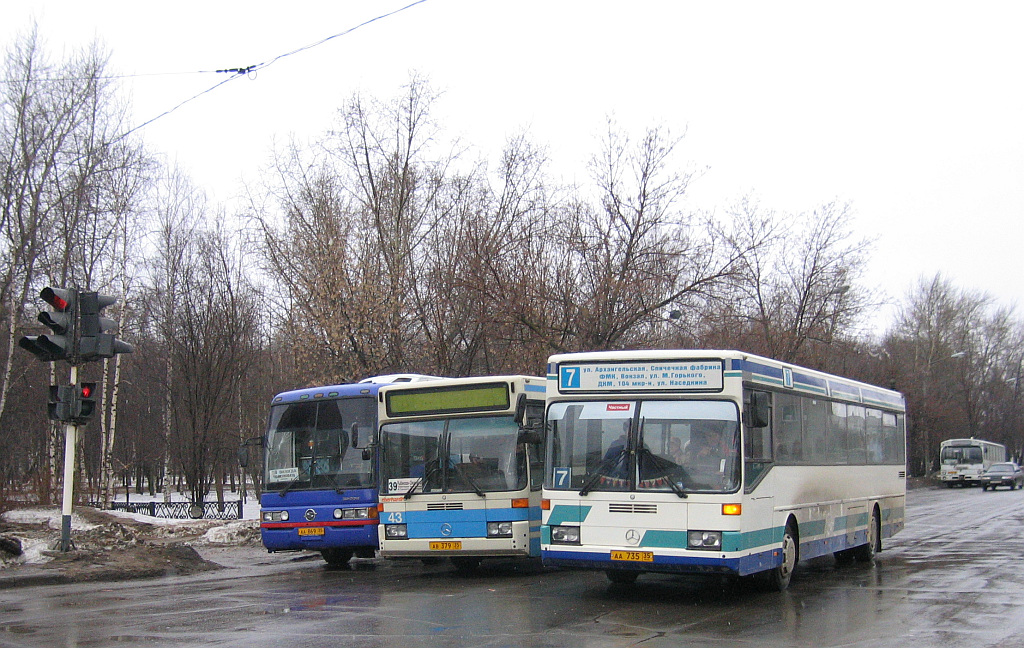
[{"xmin": 238, "ymin": 436, "xmax": 264, "ymax": 469}]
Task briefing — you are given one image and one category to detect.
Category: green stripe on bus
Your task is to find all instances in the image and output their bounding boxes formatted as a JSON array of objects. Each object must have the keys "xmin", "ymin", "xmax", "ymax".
[
  {"xmin": 547, "ymin": 505, "xmax": 592, "ymax": 526},
  {"xmin": 801, "ymin": 519, "xmax": 826, "ymax": 537}
]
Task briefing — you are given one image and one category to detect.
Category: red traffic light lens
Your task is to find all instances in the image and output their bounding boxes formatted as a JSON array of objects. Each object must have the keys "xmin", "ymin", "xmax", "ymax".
[{"xmin": 80, "ymin": 385, "xmax": 92, "ymax": 398}]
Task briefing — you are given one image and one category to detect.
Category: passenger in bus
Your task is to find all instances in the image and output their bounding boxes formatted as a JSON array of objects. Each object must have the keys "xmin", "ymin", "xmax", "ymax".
[
  {"xmin": 687, "ymin": 434, "xmax": 720, "ymax": 465},
  {"xmin": 668, "ymin": 437, "xmax": 686, "ymax": 464}
]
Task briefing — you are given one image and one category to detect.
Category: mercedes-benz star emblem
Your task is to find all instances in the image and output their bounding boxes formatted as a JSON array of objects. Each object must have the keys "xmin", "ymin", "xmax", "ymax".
[
  {"xmin": 625, "ymin": 529, "xmax": 641, "ymax": 545},
  {"xmin": 304, "ymin": 509, "xmax": 316, "ymax": 522},
  {"xmin": 441, "ymin": 523, "xmax": 453, "ymax": 537}
]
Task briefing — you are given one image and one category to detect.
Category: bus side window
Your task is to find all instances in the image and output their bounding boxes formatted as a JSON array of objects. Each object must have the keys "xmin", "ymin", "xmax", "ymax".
[
  {"xmin": 775, "ymin": 393, "xmax": 802, "ymax": 464},
  {"xmin": 744, "ymin": 389, "xmax": 772, "ymax": 489}
]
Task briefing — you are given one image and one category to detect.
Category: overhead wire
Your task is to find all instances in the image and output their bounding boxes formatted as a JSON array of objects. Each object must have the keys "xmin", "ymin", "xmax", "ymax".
[{"xmin": 2, "ymin": 0, "xmax": 431, "ymax": 142}]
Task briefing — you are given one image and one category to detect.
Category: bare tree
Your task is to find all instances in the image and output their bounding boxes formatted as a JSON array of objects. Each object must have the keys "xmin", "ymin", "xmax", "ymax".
[
  {"xmin": 530, "ymin": 121, "xmax": 739, "ymax": 353},
  {"xmin": 163, "ymin": 217, "xmax": 259, "ymax": 505},
  {"xmin": 0, "ymin": 26, "xmax": 147, "ymax": 503},
  {"xmin": 886, "ymin": 274, "xmax": 992, "ymax": 474},
  {"xmin": 702, "ymin": 197, "xmax": 873, "ymax": 367}
]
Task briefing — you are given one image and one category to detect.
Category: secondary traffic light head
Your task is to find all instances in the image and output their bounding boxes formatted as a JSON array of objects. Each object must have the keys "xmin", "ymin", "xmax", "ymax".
[
  {"xmin": 78, "ymin": 291, "xmax": 133, "ymax": 361},
  {"xmin": 47, "ymin": 384, "xmax": 75, "ymax": 422},
  {"xmin": 18, "ymin": 287, "xmax": 77, "ymax": 363},
  {"xmin": 72, "ymin": 381, "xmax": 98, "ymax": 421}
]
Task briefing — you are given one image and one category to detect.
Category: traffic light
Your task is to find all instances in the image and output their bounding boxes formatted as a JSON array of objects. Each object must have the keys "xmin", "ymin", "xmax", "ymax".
[
  {"xmin": 48, "ymin": 385, "xmax": 75, "ymax": 422},
  {"xmin": 78, "ymin": 291, "xmax": 133, "ymax": 361},
  {"xmin": 72, "ymin": 381, "xmax": 98, "ymax": 421},
  {"xmin": 18, "ymin": 287, "xmax": 77, "ymax": 362}
]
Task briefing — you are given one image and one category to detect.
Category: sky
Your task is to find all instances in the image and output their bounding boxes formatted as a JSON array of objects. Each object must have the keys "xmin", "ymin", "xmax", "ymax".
[{"xmin": 2, "ymin": 1, "xmax": 1023, "ymax": 335}]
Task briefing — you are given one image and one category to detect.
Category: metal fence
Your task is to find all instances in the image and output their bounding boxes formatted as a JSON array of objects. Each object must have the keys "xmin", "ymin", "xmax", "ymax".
[{"xmin": 90, "ymin": 500, "xmax": 242, "ymax": 520}]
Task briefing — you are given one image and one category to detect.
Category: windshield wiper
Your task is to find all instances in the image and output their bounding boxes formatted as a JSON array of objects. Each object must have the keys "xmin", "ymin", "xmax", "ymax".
[
  {"xmin": 579, "ymin": 450, "xmax": 628, "ymax": 496},
  {"xmin": 404, "ymin": 462, "xmax": 442, "ymax": 500},
  {"xmin": 451, "ymin": 462, "xmax": 485, "ymax": 497},
  {"xmin": 638, "ymin": 446, "xmax": 688, "ymax": 498},
  {"xmin": 278, "ymin": 477, "xmax": 304, "ymax": 496}
]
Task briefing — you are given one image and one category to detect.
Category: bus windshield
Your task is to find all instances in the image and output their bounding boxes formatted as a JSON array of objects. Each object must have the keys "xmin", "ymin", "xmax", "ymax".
[
  {"xmin": 381, "ymin": 415, "xmax": 526, "ymax": 495},
  {"xmin": 265, "ymin": 397, "xmax": 376, "ymax": 492},
  {"xmin": 547, "ymin": 400, "xmax": 741, "ymax": 494},
  {"xmin": 941, "ymin": 445, "xmax": 983, "ymax": 464}
]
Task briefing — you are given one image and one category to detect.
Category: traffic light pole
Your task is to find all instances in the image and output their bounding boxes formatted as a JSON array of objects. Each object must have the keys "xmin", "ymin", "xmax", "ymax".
[
  {"xmin": 59, "ymin": 365, "xmax": 78, "ymax": 552},
  {"xmin": 18, "ymin": 286, "xmax": 132, "ymax": 552}
]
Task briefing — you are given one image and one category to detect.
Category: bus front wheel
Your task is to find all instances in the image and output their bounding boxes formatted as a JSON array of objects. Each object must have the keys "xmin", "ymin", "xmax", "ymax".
[
  {"xmin": 763, "ymin": 522, "xmax": 798, "ymax": 591},
  {"xmin": 606, "ymin": 570, "xmax": 639, "ymax": 584},
  {"xmin": 451, "ymin": 557, "xmax": 482, "ymax": 573},
  {"xmin": 321, "ymin": 548, "xmax": 354, "ymax": 566}
]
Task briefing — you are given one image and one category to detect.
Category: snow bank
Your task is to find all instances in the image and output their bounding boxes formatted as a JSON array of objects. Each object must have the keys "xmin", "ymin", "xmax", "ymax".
[{"xmin": 1, "ymin": 507, "xmax": 97, "ymax": 531}]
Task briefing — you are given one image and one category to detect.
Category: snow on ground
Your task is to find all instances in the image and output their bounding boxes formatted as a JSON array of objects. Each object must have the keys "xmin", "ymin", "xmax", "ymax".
[
  {"xmin": 1, "ymin": 492, "xmax": 263, "ymax": 568},
  {"xmin": 1, "ymin": 507, "xmax": 98, "ymax": 531}
]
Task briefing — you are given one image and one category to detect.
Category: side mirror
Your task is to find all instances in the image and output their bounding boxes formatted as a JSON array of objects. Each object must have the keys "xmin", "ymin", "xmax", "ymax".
[
  {"xmin": 517, "ymin": 430, "xmax": 543, "ymax": 445},
  {"xmin": 513, "ymin": 393, "xmax": 527, "ymax": 425},
  {"xmin": 238, "ymin": 436, "xmax": 264, "ymax": 468},
  {"xmin": 745, "ymin": 392, "xmax": 770, "ymax": 429},
  {"xmin": 350, "ymin": 422, "xmax": 359, "ymax": 449},
  {"xmin": 516, "ymin": 396, "xmax": 544, "ymax": 444}
]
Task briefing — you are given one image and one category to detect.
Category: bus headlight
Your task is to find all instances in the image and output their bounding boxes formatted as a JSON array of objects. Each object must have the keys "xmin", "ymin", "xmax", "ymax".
[
  {"xmin": 550, "ymin": 525, "xmax": 580, "ymax": 545},
  {"xmin": 263, "ymin": 510, "xmax": 289, "ymax": 522},
  {"xmin": 487, "ymin": 522, "xmax": 513, "ymax": 538},
  {"xmin": 385, "ymin": 524, "xmax": 408, "ymax": 539},
  {"xmin": 687, "ymin": 530, "xmax": 722, "ymax": 550},
  {"xmin": 340, "ymin": 507, "xmax": 372, "ymax": 520}
]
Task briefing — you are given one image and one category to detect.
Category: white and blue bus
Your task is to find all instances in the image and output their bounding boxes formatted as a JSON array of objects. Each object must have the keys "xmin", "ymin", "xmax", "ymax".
[
  {"xmin": 254, "ymin": 375, "xmax": 437, "ymax": 566},
  {"xmin": 938, "ymin": 438, "xmax": 1006, "ymax": 486},
  {"xmin": 377, "ymin": 376, "xmax": 546, "ymax": 571},
  {"xmin": 541, "ymin": 350, "xmax": 906, "ymax": 590}
]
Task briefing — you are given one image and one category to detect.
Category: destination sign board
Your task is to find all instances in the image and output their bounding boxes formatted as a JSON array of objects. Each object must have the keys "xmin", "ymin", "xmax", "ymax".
[{"xmin": 557, "ymin": 359, "xmax": 724, "ymax": 393}]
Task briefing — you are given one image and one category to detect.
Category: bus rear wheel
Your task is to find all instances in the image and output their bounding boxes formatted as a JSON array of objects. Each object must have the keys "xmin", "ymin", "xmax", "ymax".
[
  {"xmin": 321, "ymin": 548, "xmax": 354, "ymax": 566},
  {"xmin": 763, "ymin": 522, "xmax": 798, "ymax": 591},
  {"xmin": 854, "ymin": 508, "xmax": 880, "ymax": 562}
]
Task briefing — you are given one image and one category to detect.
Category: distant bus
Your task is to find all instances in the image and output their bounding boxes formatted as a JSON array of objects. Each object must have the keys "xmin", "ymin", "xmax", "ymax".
[
  {"xmin": 252, "ymin": 374, "xmax": 438, "ymax": 565},
  {"xmin": 541, "ymin": 349, "xmax": 907, "ymax": 590},
  {"xmin": 938, "ymin": 438, "xmax": 1006, "ymax": 487},
  {"xmin": 377, "ymin": 376, "xmax": 546, "ymax": 571}
]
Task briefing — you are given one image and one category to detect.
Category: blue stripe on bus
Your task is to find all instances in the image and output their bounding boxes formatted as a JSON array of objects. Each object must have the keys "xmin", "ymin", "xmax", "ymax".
[
  {"xmin": 405, "ymin": 507, "xmax": 538, "ymax": 540},
  {"xmin": 525, "ymin": 384, "xmax": 546, "ymax": 393}
]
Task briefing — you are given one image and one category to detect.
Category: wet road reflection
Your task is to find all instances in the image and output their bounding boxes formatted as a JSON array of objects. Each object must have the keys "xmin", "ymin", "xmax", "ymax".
[{"xmin": 2, "ymin": 486, "xmax": 1024, "ymax": 647}]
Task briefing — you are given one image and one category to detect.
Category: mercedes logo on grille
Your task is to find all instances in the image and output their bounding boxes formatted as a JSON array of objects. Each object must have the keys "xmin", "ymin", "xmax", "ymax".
[
  {"xmin": 441, "ymin": 523, "xmax": 453, "ymax": 537},
  {"xmin": 304, "ymin": 509, "xmax": 316, "ymax": 522},
  {"xmin": 625, "ymin": 529, "xmax": 641, "ymax": 545}
]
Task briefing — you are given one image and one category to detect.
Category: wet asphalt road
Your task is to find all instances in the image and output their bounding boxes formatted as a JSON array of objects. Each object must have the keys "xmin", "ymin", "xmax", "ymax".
[{"xmin": 2, "ymin": 485, "xmax": 1023, "ymax": 648}]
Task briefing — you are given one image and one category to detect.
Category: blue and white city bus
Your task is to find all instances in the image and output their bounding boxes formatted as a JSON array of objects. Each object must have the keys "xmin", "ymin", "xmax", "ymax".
[
  {"xmin": 541, "ymin": 350, "xmax": 906, "ymax": 590},
  {"xmin": 255, "ymin": 375, "xmax": 437, "ymax": 566},
  {"xmin": 377, "ymin": 376, "xmax": 546, "ymax": 571}
]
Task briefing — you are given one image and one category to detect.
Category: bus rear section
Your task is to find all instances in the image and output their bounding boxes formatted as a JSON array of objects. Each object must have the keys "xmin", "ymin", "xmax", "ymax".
[
  {"xmin": 376, "ymin": 376, "xmax": 546, "ymax": 571},
  {"xmin": 257, "ymin": 376, "xmax": 438, "ymax": 566}
]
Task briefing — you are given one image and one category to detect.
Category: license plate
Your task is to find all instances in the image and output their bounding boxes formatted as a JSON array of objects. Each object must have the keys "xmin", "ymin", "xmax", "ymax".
[
  {"xmin": 429, "ymin": 541, "xmax": 462, "ymax": 551},
  {"xmin": 611, "ymin": 550, "xmax": 653, "ymax": 562},
  {"xmin": 298, "ymin": 527, "xmax": 325, "ymax": 536}
]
